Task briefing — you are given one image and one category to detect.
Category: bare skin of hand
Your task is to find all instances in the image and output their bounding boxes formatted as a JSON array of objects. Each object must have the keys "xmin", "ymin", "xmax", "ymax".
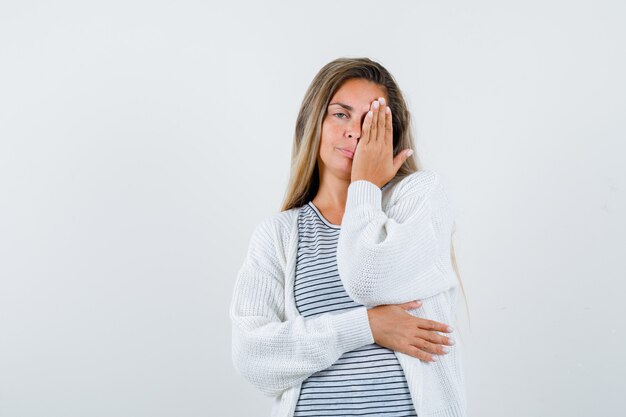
[
  {"xmin": 351, "ymin": 97, "xmax": 413, "ymax": 188},
  {"xmin": 367, "ymin": 300, "xmax": 455, "ymax": 362}
]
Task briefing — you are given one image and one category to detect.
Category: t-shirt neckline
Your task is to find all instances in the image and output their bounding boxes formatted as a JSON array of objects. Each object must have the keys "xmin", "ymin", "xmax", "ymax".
[{"xmin": 307, "ymin": 201, "xmax": 341, "ymax": 229}]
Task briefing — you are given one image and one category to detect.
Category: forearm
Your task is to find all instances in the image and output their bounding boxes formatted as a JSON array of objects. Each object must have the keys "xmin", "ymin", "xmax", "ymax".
[
  {"xmin": 336, "ymin": 171, "xmax": 454, "ymax": 306},
  {"xmin": 230, "ymin": 269, "xmax": 374, "ymax": 397}
]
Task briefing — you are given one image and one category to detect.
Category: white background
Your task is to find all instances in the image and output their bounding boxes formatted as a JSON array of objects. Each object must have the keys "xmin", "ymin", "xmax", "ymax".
[{"xmin": 1, "ymin": 1, "xmax": 624, "ymax": 416}]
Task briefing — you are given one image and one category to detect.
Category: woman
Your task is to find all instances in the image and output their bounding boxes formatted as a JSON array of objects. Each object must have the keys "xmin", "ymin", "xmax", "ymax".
[{"xmin": 230, "ymin": 57, "xmax": 466, "ymax": 417}]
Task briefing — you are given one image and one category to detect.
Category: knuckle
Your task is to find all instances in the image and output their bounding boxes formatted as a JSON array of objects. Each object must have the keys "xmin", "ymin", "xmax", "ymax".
[{"xmin": 415, "ymin": 349, "xmax": 428, "ymax": 361}]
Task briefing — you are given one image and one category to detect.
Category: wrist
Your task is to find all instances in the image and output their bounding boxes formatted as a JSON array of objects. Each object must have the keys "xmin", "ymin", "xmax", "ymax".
[
  {"xmin": 366, "ymin": 308, "xmax": 379, "ymax": 343},
  {"xmin": 346, "ymin": 179, "xmax": 383, "ymax": 210}
]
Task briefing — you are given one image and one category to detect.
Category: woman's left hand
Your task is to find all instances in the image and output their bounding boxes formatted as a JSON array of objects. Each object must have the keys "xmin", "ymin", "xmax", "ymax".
[{"xmin": 350, "ymin": 97, "xmax": 413, "ymax": 188}]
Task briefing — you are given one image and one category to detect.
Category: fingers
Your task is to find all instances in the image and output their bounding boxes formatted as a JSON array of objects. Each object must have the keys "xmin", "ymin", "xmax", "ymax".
[
  {"xmin": 415, "ymin": 317, "xmax": 454, "ymax": 333},
  {"xmin": 404, "ymin": 330, "xmax": 454, "ymax": 362},
  {"xmin": 361, "ymin": 110, "xmax": 373, "ymax": 145},
  {"xmin": 371, "ymin": 97, "xmax": 388, "ymax": 143},
  {"xmin": 369, "ymin": 100, "xmax": 378, "ymax": 144},
  {"xmin": 416, "ymin": 328, "xmax": 455, "ymax": 347},
  {"xmin": 384, "ymin": 103, "xmax": 392, "ymax": 145},
  {"xmin": 404, "ymin": 345, "xmax": 437, "ymax": 362},
  {"xmin": 411, "ymin": 337, "xmax": 450, "ymax": 357},
  {"xmin": 398, "ymin": 300, "xmax": 422, "ymax": 310},
  {"xmin": 392, "ymin": 148, "xmax": 414, "ymax": 173},
  {"xmin": 364, "ymin": 97, "xmax": 388, "ymax": 144},
  {"xmin": 368, "ymin": 302, "xmax": 455, "ymax": 363}
]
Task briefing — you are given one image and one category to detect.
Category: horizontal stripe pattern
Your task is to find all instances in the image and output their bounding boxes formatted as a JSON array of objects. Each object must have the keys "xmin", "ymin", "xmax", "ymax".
[{"xmin": 293, "ymin": 202, "xmax": 416, "ymax": 416}]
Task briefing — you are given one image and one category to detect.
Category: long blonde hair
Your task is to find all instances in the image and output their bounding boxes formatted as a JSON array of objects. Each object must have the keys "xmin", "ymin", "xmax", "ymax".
[{"xmin": 280, "ymin": 57, "xmax": 467, "ymax": 313}]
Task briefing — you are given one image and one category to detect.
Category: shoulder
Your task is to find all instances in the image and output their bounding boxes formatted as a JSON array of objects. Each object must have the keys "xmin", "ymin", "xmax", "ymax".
[
  {"xmin": 254, "ymin": 207, "xmax": 299, "ymax": 237},
  {"xmin": 239, "ymin": 207, "xmax": 301, "ymax": 276},
  {"xmin": 246, "ymin": 207, "xmax": 300, "ymax": 257}
]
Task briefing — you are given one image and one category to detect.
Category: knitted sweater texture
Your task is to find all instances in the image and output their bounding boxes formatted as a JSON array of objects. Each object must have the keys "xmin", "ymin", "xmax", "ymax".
[{"xmin": 230, "ymin": 169, "xmax": 467, "ymax": 417}]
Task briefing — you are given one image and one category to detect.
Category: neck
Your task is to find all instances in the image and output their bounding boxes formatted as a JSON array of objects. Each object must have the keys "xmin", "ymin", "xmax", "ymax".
[{"xmin": 312, "ymin": 170, "xmax": 351, "ymax": 212}]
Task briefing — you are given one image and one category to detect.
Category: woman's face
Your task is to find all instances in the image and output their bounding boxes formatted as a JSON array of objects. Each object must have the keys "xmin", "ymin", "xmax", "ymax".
[{"xmin": 318, "ymin": 78, "xmax": 388, "ymax": 182}]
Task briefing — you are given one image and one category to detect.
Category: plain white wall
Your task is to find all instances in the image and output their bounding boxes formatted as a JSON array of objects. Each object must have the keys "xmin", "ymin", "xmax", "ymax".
[{"xmin": 1, "ymin": 1, "xmax": 624, "ymax": 416}]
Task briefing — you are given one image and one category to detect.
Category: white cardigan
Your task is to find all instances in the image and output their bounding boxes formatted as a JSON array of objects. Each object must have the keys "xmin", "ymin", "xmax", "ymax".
[{"xmin": 230, "ymin": 169, "xmax": 467, "ymax": 417}]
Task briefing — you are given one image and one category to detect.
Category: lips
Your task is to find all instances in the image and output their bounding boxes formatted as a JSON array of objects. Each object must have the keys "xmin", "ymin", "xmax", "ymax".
[{"xmin": 337, "ymin": 147, "xmax": 355, "ymax": 159}]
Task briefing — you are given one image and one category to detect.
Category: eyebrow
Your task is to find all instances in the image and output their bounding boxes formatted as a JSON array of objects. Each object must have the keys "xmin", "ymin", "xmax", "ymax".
[{"xmin": 328, "ymin": 102, "xmax": 353, "ymax": 111}]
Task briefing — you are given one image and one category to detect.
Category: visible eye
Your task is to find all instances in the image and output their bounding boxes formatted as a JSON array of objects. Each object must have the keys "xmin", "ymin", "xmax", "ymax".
[{"xmin": 333, "ymin": 112, "xmax": 348, "ymax": 119}]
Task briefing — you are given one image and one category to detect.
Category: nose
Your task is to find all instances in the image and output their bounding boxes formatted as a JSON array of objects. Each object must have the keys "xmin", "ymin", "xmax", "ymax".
[{"xmin": 346, "ymin": 119, "xmax": 361, "ymax": 140}]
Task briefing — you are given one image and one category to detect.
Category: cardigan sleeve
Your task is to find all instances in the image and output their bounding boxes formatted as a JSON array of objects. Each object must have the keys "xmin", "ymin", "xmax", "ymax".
[
  {"xmin": 336, "ymin": 170, "xmax": 455, "ymax": 307},
  {"xmin": 230, "ymin": 218, "xmax": 375, "ymax": 398}
]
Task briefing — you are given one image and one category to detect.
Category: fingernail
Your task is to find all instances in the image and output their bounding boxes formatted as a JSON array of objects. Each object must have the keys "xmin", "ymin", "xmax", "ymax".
[
  {"xmin": 373, "ymin": 100, "xmax": 379, "ymax": 109},
  {"xmin": 448, "ymin": 338, "xmax": 455, "ymax": 346},
  {"xmin": 431, "ymin": 356, "xmax": 438, "ymax": 362},
  {"xmin": 379, "ymin": 97, "xmax": 386, "ymax": 105},
  {"xmin": 367, "ymin": 111, "xmax": 373, "ymax": 118},
  {"xmin": 386, "ymin": 106, "xmax": 391, "ymax": 114},
  {"xmin": 406, "ymin": 149, "xmax": 414, "ymax": 157},
  {"xmin": 442, "ymin": 346, "xmax": 450, "ymax": 353},
  {"xmin": 447, "ymin": 326, "xmax": 454, "ymax": 333}
]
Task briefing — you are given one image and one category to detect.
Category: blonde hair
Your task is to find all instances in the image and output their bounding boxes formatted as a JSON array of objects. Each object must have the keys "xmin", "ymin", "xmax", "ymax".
[{"xmin": 280, "ymin": 57, "xmax": 467, "ymax": 314}]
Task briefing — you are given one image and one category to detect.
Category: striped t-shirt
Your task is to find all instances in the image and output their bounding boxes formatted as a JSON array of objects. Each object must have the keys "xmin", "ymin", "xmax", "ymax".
[{"xmin": 293, "ymin": 201, "xmax": 417, "ymax": 417}]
